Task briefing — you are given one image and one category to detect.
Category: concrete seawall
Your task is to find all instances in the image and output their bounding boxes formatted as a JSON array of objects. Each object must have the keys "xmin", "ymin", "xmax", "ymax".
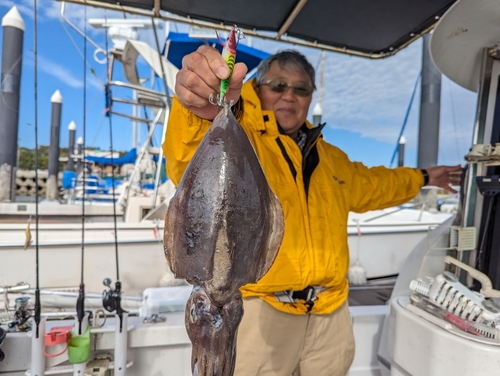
[{"xmin": 15, "ymin": 170, "xmax": 62, "ymax": 197}]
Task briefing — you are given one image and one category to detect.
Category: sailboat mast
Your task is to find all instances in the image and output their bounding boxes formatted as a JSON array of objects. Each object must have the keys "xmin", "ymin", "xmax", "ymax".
[
  {"xmin": 319, "ymin": 50, "xmax": 325, "ymax": 103},
  {"xmin": 417, "ymin": 34, "xmax": 441, "ymax": 168},
  {"xmin": 312, "ymin": 50, "xmax": 325, "ymax": 127}
]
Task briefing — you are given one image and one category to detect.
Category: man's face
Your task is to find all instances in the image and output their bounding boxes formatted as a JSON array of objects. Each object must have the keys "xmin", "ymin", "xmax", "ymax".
[{"xmin": 257, "ymin": 61, "xmax": 313, "ymax": 138}]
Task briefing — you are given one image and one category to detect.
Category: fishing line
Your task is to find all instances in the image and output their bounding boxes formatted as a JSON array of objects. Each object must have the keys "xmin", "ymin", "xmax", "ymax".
[
  {"xmin": 100, "ymin": 10, "xmax": 128, "ymax": 333},
  {"xmin": 33, "ymin": 0, "xmax": 41, "ymax": 339},
  {"xmin": 104, "ymin": 10, "xmax": 120, "ymax": 282},
  {"xmin": 76, "ymin": 4, "xmax": 88, "ymax": 336}
]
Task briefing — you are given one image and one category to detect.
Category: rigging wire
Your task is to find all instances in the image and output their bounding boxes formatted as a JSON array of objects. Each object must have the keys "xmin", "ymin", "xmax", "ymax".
[
  {"xmin": 89, "ymin": 117, "xmax": 107, "ymax": 146},
  {"xmin": 58, "ymin": 17, "xmax": 102, "ymax": 84},
  {"xmin": 33, "ymin": 0, "xmax": 41, "ymax": 339},
  {"xmin": 76, "ymin": 4, "xmax": 88, "ymax": 336},
  {"xmin": 0, "ymin": 55, "xmax": 22, "ymax": 112},
  {"xmin": 448, "ymin": 79, "xmax": 461, "ymax": 163},
  {"xmin": 151, "ymin": 18, "xmax": 171, "ymax": 204},
  {"xmin": 151, "ymin": 18, "xmax": 171, "ymax": 109},
  {"xmin": 389, "ymin": 71, "xmax": 421, "ymax": 167}
]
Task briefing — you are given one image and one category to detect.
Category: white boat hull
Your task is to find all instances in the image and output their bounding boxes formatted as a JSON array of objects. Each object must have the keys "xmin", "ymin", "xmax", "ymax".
[
  {"xmin": 0, "ymin": 304, "xmax": 385, "ymax": 375},
  {"xmin": 348, "ymin": 208, "xmax": 452, "ymax": 279},
  {"xmin": 0, "ymin": 208, "xmax": 453, "ymax": 294}
]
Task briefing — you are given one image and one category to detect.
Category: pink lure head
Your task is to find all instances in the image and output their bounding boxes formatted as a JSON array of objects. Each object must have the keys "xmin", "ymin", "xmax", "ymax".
[{"xmin": 226, "ymin": 25, "xmax": 238, "ymax": 54}]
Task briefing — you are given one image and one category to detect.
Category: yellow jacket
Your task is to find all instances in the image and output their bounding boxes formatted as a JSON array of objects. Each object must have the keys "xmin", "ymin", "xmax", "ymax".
[{"xmin": 163, "ymin": 79, "xmax": 424, "ymax": 315}]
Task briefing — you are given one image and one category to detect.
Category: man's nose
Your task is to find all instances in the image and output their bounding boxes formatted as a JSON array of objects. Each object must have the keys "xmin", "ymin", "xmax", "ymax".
[{"xmin": 281, "ymin": 86, "xmax": 296, "ymax": 99}]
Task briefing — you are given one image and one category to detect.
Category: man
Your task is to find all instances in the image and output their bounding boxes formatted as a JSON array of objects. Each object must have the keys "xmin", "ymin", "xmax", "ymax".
[{"xmin": 163, "ymin": 46, "xmax": 461, "ymax": 376}]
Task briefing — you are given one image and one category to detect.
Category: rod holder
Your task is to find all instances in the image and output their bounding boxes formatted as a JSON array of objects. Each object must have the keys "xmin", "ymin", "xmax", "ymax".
[
  {"xmin": 30, "ymin": 317, "xmax": 46, "ymax": 376},
  {"xmin": 114, "ymin": 312, "xmax": 128, "ymax": 376}
]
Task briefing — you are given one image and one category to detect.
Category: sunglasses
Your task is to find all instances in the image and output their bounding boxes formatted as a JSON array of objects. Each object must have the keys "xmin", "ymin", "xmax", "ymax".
[{"xmin": 260, "ymin": 80, "xmax": 313, "ymax": 97}]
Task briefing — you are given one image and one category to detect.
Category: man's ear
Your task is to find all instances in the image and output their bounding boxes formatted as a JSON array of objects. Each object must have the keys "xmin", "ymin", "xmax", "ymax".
[{"xmin": 253, "ymin": 81, "xmax": 260, "ymax": 93}]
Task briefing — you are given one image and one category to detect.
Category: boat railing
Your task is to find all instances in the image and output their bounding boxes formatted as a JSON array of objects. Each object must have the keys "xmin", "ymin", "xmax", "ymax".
[
  {"xmin": 117, "ymin": 107, "xmax": 165, "ymax": 208},
  {"xmin": 359, "ymin": 198, "xmax": 447, "ymax": 223}
]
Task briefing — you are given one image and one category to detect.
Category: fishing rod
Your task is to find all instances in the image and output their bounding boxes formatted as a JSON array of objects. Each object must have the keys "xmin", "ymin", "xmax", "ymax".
[
  {"xmin": 101, "ymin": 10, "xmax": 127, "ymax": 333},
  {"xmin": 33, "ymin": 0, "xmax": 41, "ymax": 341},
  {"xmin": 30, "ymin": 2, "xmax": 48, "ymax": 374},
  {"xmin": 75, "ymin": 3, "xmax": 88, "ymax": 336}
]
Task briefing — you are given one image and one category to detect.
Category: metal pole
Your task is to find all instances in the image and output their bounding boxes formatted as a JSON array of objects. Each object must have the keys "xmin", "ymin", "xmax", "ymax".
[
  {"xmin": 46, "ymin": 90, "xmax": 63, "ymax": 201},
  {"xmin": 76, "ymin": 137, "xmax": 84, "ymax": 173},
  {"xmin": 0, "ymin": 7, "xmax": 25, "ymax": 202},
  {"xmin": 67, "ymin": 121, "xmax": 77, "ymax": 172},
  {"xmin": 312, "ymin": 102, "xmax": 322, "ymax": 127},
  {"xmin": 132, "ymin": 90, "xmax": 137, "ymax": 149},
  {"xmin": 398, "ymin": 136, "xmax": 406, "ymax": 167},
  {"xmin": 417, "ymin": 34, "xmax": 441, "ymax": 168}
]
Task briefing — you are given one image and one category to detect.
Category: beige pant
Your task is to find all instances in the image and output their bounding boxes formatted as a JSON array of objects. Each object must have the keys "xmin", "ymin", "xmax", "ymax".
[{"xmin": 234, "ymin": 298, "xmax": 355, "ymax": 376}]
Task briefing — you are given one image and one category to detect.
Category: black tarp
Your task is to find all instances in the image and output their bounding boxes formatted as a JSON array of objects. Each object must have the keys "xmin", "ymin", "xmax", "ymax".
[{"xmin": 90, "ymin": 0, "xmax": 457, "ymax": 56}]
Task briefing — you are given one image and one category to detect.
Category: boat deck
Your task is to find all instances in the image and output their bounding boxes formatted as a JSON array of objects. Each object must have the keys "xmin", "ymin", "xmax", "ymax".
[{"xmin": 348, "ymin": 277, "xmax": 395, "ymax": 306}]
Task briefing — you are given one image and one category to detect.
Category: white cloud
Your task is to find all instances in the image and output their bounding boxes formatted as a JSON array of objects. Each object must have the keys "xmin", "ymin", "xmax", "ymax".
[
  {"xmin": 37, "ymin": 54, "xmax": 83, "ymax": 88},
  {"xmin": 1, "ymin": 0, "xmax": 123, "ymax": 35},
  {"xmin": 0, "ymin": 0, "xmax": 31, "ymax": 16},
  {"xmin": 26, "ymin": 54, "xmax": 102, "ymax": 91},
  {"xmin": 318, "ymin": 41, "xmax": 423, "ymax": 142}
]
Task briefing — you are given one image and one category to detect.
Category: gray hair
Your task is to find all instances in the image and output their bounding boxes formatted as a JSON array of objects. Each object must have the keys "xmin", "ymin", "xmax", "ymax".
[{"xmin": 255, "ymin": 50, "xmax": 316, "ymax": 91}]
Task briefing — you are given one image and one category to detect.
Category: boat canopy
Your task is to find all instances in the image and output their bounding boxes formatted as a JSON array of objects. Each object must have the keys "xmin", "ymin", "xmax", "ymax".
[
  {"xmin": 85, "ymin": 148, "xmax": 137, "ymax": 165},
  {"xmin": 165, "ymin": 32, "xmax": 270, "ymax": 72},
  {"xmin": 65, "ymin": 0, "xmax": 458, "ymax": 58}
]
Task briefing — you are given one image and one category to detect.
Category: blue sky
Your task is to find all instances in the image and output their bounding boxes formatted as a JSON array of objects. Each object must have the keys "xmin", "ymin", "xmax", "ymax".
[{"xmin": 0, "ymin": 0, "xmax": 478, "ymax": 168}]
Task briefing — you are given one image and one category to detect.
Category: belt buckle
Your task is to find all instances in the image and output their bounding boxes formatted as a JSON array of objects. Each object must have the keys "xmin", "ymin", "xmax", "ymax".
[
  {"xmin": 305, "ymin": 286, "xmax": 314, "ymax": 302},
  {"xmin": 304, "ymin": 287, "xmax": 315, "ymax": 312}
]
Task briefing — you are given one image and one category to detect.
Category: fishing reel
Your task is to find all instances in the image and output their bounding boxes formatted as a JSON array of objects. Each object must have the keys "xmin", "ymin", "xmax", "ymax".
[
  {"xmin": 102, "ymin": 278, "xmax": 127, "ymax": 315},
  {"xmin": 0, "ymin": 326, "xmax": 6, "ymax": 362},
  {"xmin": 8, "ymin": 296, "xmax": 31, "ymax": 331}
]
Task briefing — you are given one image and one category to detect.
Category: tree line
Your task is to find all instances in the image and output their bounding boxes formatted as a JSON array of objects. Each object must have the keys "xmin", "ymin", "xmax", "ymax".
[
  {"xmin": 18, "ymin": 146, "xmax": 67, "ymax": 171},
  {"xmin": 17, "ymin": 146, "xmax": 127, "ymax": 171}
]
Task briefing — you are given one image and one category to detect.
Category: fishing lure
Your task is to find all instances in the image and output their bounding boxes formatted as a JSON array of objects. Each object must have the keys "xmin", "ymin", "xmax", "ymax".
[{"xmin": 209, "ymin": 25, "xmax": 244, "ymax": 107}]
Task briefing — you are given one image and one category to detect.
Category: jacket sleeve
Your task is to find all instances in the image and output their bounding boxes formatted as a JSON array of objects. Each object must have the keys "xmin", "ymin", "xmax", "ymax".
[
  {"xmin": 162, "ymin": 95, "xmax": 212, "ymax": 186},
  {"xmin": 348, "ymin": 161, "xmax": 424, "ymax": 213}
]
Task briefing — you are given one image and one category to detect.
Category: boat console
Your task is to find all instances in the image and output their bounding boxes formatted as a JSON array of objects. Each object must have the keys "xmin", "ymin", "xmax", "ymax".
[{"xmin": 379, "ymin": 0, "xmax": 500, "ymax": 374}]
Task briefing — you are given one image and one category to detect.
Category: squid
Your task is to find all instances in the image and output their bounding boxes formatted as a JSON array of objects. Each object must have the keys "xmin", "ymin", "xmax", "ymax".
[{"xmin": 164, "ymin": 25, "xmax": 284, "ymax": 376}]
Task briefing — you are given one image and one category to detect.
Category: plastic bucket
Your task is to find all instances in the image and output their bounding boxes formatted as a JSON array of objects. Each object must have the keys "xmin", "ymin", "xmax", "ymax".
[{"xmin": 67, "ymin": 326, "xmax": 90, "ymax": 364}]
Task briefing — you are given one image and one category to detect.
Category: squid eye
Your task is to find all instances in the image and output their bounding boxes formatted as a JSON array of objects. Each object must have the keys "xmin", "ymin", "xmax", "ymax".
[{"xmin": 190, "ymin": 305, "xmax": 197, "ymax": 322}]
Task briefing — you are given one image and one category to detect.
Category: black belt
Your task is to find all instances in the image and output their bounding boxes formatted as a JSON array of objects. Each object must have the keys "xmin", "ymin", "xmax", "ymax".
[
  {"xmin": 291, "ymin": 286, "xmax": 315, "ymax": 312},
  {"xmin": 275, "ymin": 286, "xmax": 325, "ymax": 312}
]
